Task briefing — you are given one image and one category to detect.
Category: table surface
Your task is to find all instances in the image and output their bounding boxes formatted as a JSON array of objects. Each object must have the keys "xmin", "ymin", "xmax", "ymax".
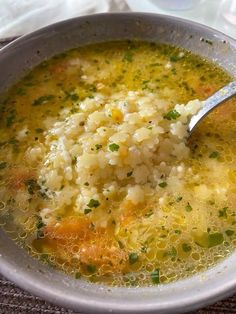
[{"xmin": 0, "ymin": 37, "xmax": 236, "ymax": 314}]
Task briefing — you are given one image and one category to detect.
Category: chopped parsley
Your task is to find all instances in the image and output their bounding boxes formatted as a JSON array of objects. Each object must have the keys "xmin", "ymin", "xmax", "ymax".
[
  {"xmin": 15, "ymin": 87, "xmax": 26, "ymax": 95},
  {"xmin": 6, "ymin": 110, "xmax": 16, "ymax": 127},
  {"xmin": 75, "ymin": 272, "xmax": 81, "ymax": 279},
  {"xmin": 164, "ymin": 246, "xmax": 177, "ymax": 260},
  {"xmin": 8, "ymin": 137, "xmax": 19, "ymax": 145},
  {"xmin": 182, "ymin": 243, "xmax": 192, "ymax": 252},
  {"xmin": 145, "ymin": 210, "xmax": 153, "ymax": 218},
  {"xmin": 208, "ymin": 233, "xmax": 224, "ymax": 247},
  {"xmin": 185, "ymin": 203, "xmax": 193, "ymax": 212},
  {"xmin": 70, "ymin": 93, "xmax": 79, "ymax": 101},
  {"xmin": 0, "ymin": 162, "xmax": 7, "ymax": 170},
  {"xmin": 163, "ymin": 109, "xmax": 181, "ymax": 120},
  {"xmin": 151, "ymin": 269, "xmax": 160, "ymax": 284},
  {"xmin": 109, "ymin": 143, "xmax": 120, "ymax": 152},
  {"xmin": 225, "ymin": 230, "xmax": 234, "ymax": 237},
  {"xmin": 127, "ymin": 171, "xmax": 133, "ymax": 177},
  {"xmin": 87, "ymin": 199, "xmax": 100, "ymax": 208},
  {"xmin": 218, "ymin": 207, "xmax": 228, "ymax": 218},
  {"xmin": 95, "ymin": 144, "xmax": 102, "ymax": 150},
  {"xmin": 176, "ymin": 196, "xmax": 183, "ymax": 202},
  {"xmin": 123, "ymin": 51, "xmax": 133, "ymax": 62},
  {"xmin": 209, "ymin": 151, "xmax": 219, "ymax": 159},
  {"xmin": 84, "ymin": 208, "xmax": 92, "ymax": 215},
  {"xmin": 24, "ymin": 179, "xmax": 40, "ymax": 195},
  {"xmin": 195, "ymin": 232, "xmax": 224, "ymax": 248},
  {"xmin": 170, "ymin": 55, "xmax": 180, "ymax": 62},
  {"xmin": 70, "ymin": 108, "xmax": 78, "ymax": 114},
  {"xmin": 88, "ymin": 84, "xmax": 97, "ymax": 93},
  {"xmin": 35, "ymin": 128, "xmax": 44, "ymax": 133},
  {"xmin": 129, "ymin": 252, "xmax": 139, "ymax": 265},
  {"xmin": 32, "ymin": 95, "xmax": 55, "ymax": 106},
  {"xmin": 64, "ymin": 90, "xmax": 79, "ymax": 102},
  {"xmin": 87, "ymin": 264, "xmax": 96, "ymax": 274},
  {"xmin": 174, "ymin": 229, "xmax": 182, "ymax": 234},
  {"xmin": 35, "ymin": 215, "xmax": 45, "ymax": 229},
  {"xmin": 159, "ymin": 182, "xmax": 167, "ymax": 188}
]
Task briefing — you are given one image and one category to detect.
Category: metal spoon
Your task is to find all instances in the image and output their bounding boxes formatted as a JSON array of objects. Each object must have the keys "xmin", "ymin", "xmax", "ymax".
[{"xmin": 188, "ymin": 81, "xmax": 236, "ymax": 135}]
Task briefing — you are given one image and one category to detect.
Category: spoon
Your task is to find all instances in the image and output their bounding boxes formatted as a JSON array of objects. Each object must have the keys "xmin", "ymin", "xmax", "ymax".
[{"xmin": 188, "ymin": 81, "xmax": 236, "ymax": 135}]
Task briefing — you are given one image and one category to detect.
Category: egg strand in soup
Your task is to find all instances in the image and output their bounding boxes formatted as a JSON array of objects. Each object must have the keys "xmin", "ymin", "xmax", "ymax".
[{"xmin": 0, "ymin": 41, "xmax": 235, "ymax": 287}]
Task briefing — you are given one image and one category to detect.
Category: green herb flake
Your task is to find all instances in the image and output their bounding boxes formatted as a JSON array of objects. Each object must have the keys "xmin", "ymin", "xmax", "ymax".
[
  {"xmin": 219, "ymin": 207, "xmax": 228, "ymax": 218},
  {"xmin": 209, "ymin": 151, "xmax": 219, "ymax": 159},
  {"xmin": 123, "ymin": 51, "xmax": 133, "ymax": 62},
  {"xmin": 88, "ymin": 84, "xmax": 97, "ymax": 93},
  {"xmin": 35, "ymin": 215, "xmax": 45, "ymax": 229},
  {"xmin": 170, "ymin": 55, "xmax": 180, "ymax": 62},
  {"xmin": 129, "ymin": 252, "xmax": 139, "ymax": 265},
  {"xmin": 6, "ymin": 113, "xmax": 16, "ymax": 127},
  {"xmin": 8, "ymin": 137, "xmax": 19, "ymax": 146},
  {"xmin": 95, "ymin": 144, "xmax": 102, "ymax": 150},
  {"xmin": 151, "ymin": 269, "xmax": 160, "ymax": 284},
  {"xmin": 35, "ymin": 128, "xmax": 44, "ymax": 133},
  {"xmin": 225, "ymin": 230, "xmax": 234, "ymax": 237},
  {"xmin": 164, "ymin": 246, "xmax": 177, "ymax": 260},
  {"xmin": 24, "ymin": 179, "xmax": 40, "ymax": 195},
  {"xmin": 64, "ymin": 90, "xmax": 79, "ymax": 102},
  {"xmin": 40, "ymin": 253, "xmax": 55, "ymax": 268},
  {"xmin": 174, "ymin": 229, "xmax": 182, "ymax": 234},
  {"xmin": 145, "ymin": 210, "xmax": 153, "ymax": 218},
  {"xmin": 127, "ymin": 171, "xmax": 133, "ymax": 177},
  {"xmin": 0, "ymin": 162, "xmax": 7, "ymax": 170},
  {"xmin": 176, "ymin": 196, "xmax": 183, "ymax": 202},
  {"xmin": 208, "ymin": 232, "xmax": 224, "ymax": 248},
  {"xmin": 70, "ymin": 93, "xmax": 79, "ymax": 101},
  {"xmin": 159, "ymin": 182, "xmax": 167, "ymax": 188},
  {"xmin": 70, "ymin": 108, "xmax": 78, "ymax": 114},
  {"xmin": 185, "ymin": 203, "xmax": 193, "ymax": 212},
  {"xmin": 84, "ymin": 208, "xmax": 92, "ymax": 215},
  {"xmin": 32, "ymin": 95, "xmax": 55, "ymax": 106},
  {"xmin": 87, "ymin": 264, "xmax": 96, "ymax": 274},
  {"xmin": 16, "ymin": 87, "xmax": 26, "ymax": 95},
  {"xmin": 149, "ymin": 62, "xmax": 161, "ymax": 67},
  {"xmin": 75, "ymin": 272, "xmax": 81, "ymax": 279},
  {"xmin": 182, "ymin": 243, "xmax": 192, "ymax": 252},
  {"xmin": 87, "ymin": 199, "xmax": 100, "ymax": 208},
  {"xmin": 109, "ymin": 143, "xmax": 120, "ymax": 152},
  {"xmin": 163, "ymin": 109, "xmax": 181, "ymax": 120}
]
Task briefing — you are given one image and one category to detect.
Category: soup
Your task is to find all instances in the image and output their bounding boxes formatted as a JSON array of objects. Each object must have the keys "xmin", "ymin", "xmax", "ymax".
[{"xmin": 0, "ymin": 41, "xmax": 235, "ymax": 287}]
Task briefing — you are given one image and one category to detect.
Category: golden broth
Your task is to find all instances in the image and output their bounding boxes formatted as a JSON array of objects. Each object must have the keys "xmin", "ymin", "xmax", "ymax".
[{"xmin": 0, "ymin": 41, "xmax": 235, "ymax": 287}]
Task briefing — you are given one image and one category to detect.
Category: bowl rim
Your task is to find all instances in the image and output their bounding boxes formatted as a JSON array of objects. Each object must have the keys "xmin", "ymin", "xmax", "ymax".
[{"xmin": 0, "ymin": 11, "xmax": 236, "ymax": 314}]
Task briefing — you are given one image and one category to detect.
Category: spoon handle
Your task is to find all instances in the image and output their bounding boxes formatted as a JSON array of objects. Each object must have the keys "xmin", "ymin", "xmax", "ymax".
[{"xmin": 188, "ymin": 81, "xmax": 236, "ymax": 134}]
